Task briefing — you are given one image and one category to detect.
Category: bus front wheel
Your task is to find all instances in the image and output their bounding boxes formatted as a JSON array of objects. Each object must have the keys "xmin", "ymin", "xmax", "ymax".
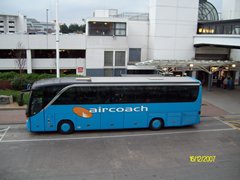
[
  {"xmin": 149, "ymin": 118, "xmax": 164, "ymax": 130},
  {"xmin": 58, "ymin": 120, "xmax": 74, "ymax": 134}
]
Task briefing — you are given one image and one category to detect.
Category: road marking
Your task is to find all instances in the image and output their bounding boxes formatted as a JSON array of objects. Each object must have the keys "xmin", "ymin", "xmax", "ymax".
[
  {"xmin": 214, "ymin": 117, "xmax": 239, "ymax": 130},
  {"xmin": 0, "ymin": 127, "xmax": 10, "ymax": 132},
  {"xmin": 0, "ymin": 128, "xmax": 236, "ymax": 144},
  {"xmin": 0, "ymin": 126, "xmax": 10, "ymax": 142},
  {"xmin": 226, "ymin": 121, "xmax": 240, "ymax": 130}
]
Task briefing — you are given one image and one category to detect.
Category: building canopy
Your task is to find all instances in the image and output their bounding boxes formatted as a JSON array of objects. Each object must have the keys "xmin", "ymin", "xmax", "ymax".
[{"xmin": 136, "ymin": 60, "xmax": 240, "ymax": 74}]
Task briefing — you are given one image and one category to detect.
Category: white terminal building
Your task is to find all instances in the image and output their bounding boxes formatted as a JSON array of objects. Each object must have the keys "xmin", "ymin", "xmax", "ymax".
[{"xmin": 0, "ymin": 0, "xmax": 240, "ymax": 86}]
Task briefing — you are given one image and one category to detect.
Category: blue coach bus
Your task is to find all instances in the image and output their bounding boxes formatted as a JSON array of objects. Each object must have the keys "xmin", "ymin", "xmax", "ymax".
[{"xmin": 26, "ymin": 76, "xmax": 202, "ymax": 134}]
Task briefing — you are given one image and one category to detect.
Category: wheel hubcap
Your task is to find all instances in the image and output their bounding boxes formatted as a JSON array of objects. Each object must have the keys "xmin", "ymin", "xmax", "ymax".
[
  {"xmin": 61, "ymin": 123, "xmax": 70, "ymax": 132},
  {"xmin": 152, "ymin": 120, "xmax": 161, "ymax": 128}
]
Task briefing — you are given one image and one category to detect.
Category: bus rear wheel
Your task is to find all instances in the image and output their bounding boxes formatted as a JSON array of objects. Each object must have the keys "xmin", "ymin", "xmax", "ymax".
[
  {"xmin": 149, "ymin": 118, "xmax": 164, "ymax": 130},
  {"xmin": 58, "ymin": 120, "xmax": 74, "ymax": 134}
]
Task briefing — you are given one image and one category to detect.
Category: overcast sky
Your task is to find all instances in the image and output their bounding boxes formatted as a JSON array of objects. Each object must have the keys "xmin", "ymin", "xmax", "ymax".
[{"xmin": 1, "ymin": 0, "xmax": 222, "ymax": 24}]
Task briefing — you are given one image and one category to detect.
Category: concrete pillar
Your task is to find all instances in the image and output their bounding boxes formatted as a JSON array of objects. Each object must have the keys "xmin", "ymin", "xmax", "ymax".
[
  {"xmin": 235, "ymin": 71, "xmax": 239, "ymax": 85},
  {"xmin": 26, "ymin": 49, "xmax": 32, "ymax": 74},
  {"xmin": 148, "ymin": 0, "xmax": 199, "ymax": 60},
  {"xmin": 208, "ymin": 72, "xmax": 213, "ymax": 91},
  {"xmin": 192, "ymin": 71, "xmax": 197, "ymax": 78}
]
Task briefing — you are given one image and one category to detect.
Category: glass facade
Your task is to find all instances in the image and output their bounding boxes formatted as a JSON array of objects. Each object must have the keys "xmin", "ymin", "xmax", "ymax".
[
  {"xmin": 198, "ymin": 0, "xmax": 219, "ymax": 21},
  {"xmin": 198, "ymin": 19, "xmax": 240, "ymax": 35}
]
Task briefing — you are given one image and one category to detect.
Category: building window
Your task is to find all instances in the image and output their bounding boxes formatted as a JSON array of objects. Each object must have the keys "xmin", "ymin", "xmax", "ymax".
[
  {"xmin": 32, "ymin": 50, "xmax": 56, "ymax": 58},
  {"xmin": 60, "ymin": 50, "xmax": 86, "ymax": 58},
  {"xmin": 31, "ymin": 50, "xmax": 86, "ymax": 58},
  {"xmin": 0, "ymin": 50, "xmax": 26, "ymax": 58},
  {"xmin": 129, "ymin": 48, "xmax": 141, "ymax": 62},
  {"xmin": 88, "ymin": 22, "xmax": 126, "ymax": 36},
  {"xmin": 104, "ymin": 69, "xmax": 113, "ymax": 76},
  {"xmin": 114, "ymin": 23, "xmax": 126, "ymax": 36},
  {"xmin": 89, "ymin": 22, "xmax": 114, "ymax": 36},
  {"xmin": 115, "ymin": 51, "xmax": 125, "ymax": 66},
  {"xmin": 104, "ymin": 51, "xmax": 113, "ymax": 66}
]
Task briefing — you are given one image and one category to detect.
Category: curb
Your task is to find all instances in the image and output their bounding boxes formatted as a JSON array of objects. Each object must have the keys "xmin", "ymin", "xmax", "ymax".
[{"xmin": 0, "ymin": 107, "xmax": 27, "ymax": 111}]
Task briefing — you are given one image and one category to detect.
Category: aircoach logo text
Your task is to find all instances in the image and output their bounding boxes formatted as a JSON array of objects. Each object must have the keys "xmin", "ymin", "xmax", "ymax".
[
  {"xmin": 73, "ymin": 106, "xmax": 148, "ymax": 118},
  {"xmin": 89, "ymin": 106, "xmax": 148, "ymax": 113}
]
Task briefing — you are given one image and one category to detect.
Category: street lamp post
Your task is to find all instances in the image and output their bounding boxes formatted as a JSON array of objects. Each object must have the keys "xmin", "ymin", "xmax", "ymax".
[
  {"xmin": 46, "ymin": 9, "xmax": 48, "ymax": 49},
  {"xmin": 55, "ymin": 0, "xmax": 60, "ymax": 78},
  {"xmin": 208, "ymin": 72, "xmax": 213, "ymax": 91}
]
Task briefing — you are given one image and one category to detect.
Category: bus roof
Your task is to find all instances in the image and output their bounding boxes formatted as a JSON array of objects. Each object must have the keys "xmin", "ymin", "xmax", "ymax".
[{"xmin": 31, "ymin": 76, "xmax": 201, "ymax": 90}]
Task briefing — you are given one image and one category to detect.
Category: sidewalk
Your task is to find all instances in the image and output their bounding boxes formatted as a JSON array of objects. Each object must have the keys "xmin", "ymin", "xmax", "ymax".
[
  {"xmin": 202, "ymin": 86, "xmax": 240, "ymax": 114},
  {"xmin": 0, "ymin": 87, "xmax": 239, "ymax": 124}
]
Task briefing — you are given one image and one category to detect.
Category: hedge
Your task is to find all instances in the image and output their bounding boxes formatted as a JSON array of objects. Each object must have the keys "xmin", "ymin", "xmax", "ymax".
[
  {"xmin": 0, "ymin": 72, "xmax": 81, "ymax": 90},
  {"xmin": 0, "ymin": 89, "xmax": 30, "ymax": 105}
]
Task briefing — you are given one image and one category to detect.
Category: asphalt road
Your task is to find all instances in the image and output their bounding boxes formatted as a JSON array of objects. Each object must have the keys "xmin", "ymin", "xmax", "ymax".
[{"xmin": 0, "ymin": 117, "xmax": 240, "ymax": 180}]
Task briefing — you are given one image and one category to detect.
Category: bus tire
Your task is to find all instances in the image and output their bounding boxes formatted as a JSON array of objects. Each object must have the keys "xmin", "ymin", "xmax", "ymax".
[
  {"xmin": 149, "ymin": 118, "xmax": 164, "ymax": 130},
  {"xmin": 58, "ymin": 120, "xmax": 74, "ymax": 134}
]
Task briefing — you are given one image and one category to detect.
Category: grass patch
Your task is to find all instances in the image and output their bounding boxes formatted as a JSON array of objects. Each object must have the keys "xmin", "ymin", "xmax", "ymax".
[{"xmin": 0, "ymin": 89, "xmax": 30, "ymax": 105}]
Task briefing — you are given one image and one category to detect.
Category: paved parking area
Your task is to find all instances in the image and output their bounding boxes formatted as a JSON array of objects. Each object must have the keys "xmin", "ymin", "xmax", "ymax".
[{"xmin": 0, "ymin": 117, "xmax": 240, "ymax": 180}]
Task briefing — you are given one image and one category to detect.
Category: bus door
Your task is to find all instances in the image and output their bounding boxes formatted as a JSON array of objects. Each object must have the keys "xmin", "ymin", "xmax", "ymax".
[
  {"xmin": 44, "ymin": 106, "xmax": 56, "ymax": 131},
  {"xmin": 29, "ymin": 91, "xmax": 45, "ymax": 131}
]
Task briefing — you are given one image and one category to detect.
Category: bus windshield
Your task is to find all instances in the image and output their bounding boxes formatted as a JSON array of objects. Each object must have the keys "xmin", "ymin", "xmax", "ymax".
[
  {"xmin": 28, "ymin": 86, "xmax": 63, "ymax": 116},
  {"xmin": 30, "ymin": 90, "xmax": 44, "ymax": 116}
]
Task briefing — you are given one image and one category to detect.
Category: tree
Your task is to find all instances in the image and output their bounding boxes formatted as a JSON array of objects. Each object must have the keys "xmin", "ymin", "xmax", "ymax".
[
  {"xmin": 60, "ymin": 23, "xmax": 86, "ymax": 34},
  {"xmin": 60, "ymin": 23, "xmax": 69, "ymax": 33},
  {"xmin": 79, "ymin": 24, "xmax": 86, "ymax": 33},
  {"xmin": 69, "ymin": 24, "xmax": 80, "ymax": 33},
  {"xmin": 15, "ymin": 42, "xmax": 26, "ymax": 74}
]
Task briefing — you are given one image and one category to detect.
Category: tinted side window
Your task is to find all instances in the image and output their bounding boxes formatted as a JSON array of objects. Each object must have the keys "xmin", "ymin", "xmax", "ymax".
[
  {"xmin": 53, "ymin": 85, "xmax": 199, "ymax": 105},
  {"xmin": 165, "ymin": 86, "xmax": 199, "ymax": 102},
  {"xmin": 53, "ymin": 87, "xmax": 76, "ymax": 105}
]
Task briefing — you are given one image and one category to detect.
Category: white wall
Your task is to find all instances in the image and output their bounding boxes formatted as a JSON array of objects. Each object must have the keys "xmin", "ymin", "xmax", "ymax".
[
  {"xmin": 0, "ymin": 34, "xmax": 86, "ymax": 49},
  {"xmin": 230, "ymin": 49, "xmax": 240, "ymax": 61},
  {"xmin": 86, "ymin": 49, "xmax": 104, "ymax": 69},
  {"xmin": 86, "ymin": 36, "xmax": 128, "ymax": 69},
  {"xmin": 127, "ymin": 21, "xmax": 149, "ymax": 62},
  {"xmin": 0, "ymin": 59, "xmax": 18, "ymax": 70},
  {"xmin": 148, "ymin": 0, "xmax": 199, "ymax": 60},
  {"xmin": 222, "ymin": 0, "xmax": 240, "ymax": 20},
  {"xmin": 86, "ymin": 20, "xmax": 149, "ymax": 69},
  {"xmin": 0, "ymin": 34, "xmax": 86, "ymax": 74},
  {"xmin": 194, "ymin": 35, "xmax": 240, "ymax": 48}
]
